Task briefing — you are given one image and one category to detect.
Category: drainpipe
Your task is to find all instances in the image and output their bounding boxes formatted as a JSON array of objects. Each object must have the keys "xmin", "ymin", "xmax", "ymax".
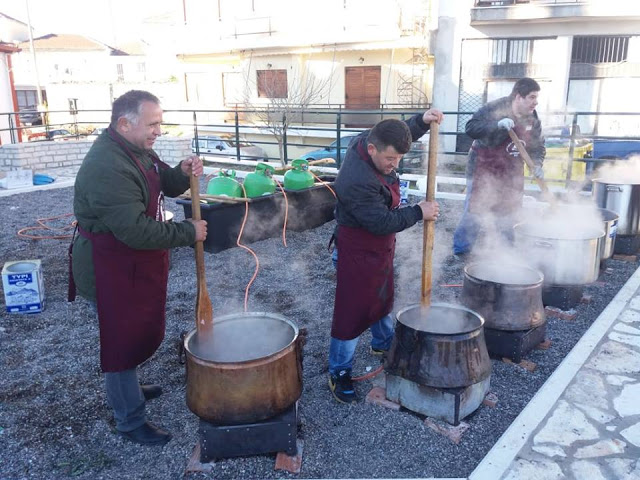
[
  {"xmin": 7, "ymin": 54, "xmax": 23, "ymax": 144},
  {"xmin": 25, "ymin": 0, "xmax": 44, "ymax": 108}
]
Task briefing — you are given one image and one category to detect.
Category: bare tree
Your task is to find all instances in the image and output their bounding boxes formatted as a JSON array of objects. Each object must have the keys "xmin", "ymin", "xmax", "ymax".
[{"xmin": 244, "ymin": 65, "xmax": 333, "ymax": 165}]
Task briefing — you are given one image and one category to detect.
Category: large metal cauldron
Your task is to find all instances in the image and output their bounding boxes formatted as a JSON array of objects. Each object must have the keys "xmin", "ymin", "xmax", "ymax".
[
  {"xmin": 514, "ymin": 222, "xmax": 604, "ymax": 285},
  {"xmin": 461, "ymin": 262, "xmax": 545, "ymax": 331},
  {"xmin": 184, "ymin": 312, "xmax": 303, "ymax": 425},
  {"xmin": 592, "ymin": 179, "xmax": 640, "ymax": 236},
  {"xmin": 384, "ymin": 303, "xmax": 492, "ymax": 389}
]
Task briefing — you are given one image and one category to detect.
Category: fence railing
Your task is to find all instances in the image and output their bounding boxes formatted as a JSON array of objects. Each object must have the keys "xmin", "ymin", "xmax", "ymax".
[{"xmin": 2, "ymin": 107, "xmax": 639, "ymax": 184}]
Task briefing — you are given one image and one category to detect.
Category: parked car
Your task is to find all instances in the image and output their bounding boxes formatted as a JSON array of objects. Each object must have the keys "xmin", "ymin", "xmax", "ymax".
[
  {"xmin": 301, "ymin": 135, "xmax": 359, "ymax": 164},
  {"xmin": 46, "ymin": 129, "xmax": 73, "ymax": 141},
  {"xmin": 401, "ymin": 142, "xmax": 429, "ymax": 169},
  {"xmin": 18, "ymin": 108, "xmax": 43, "ymax": 126},
  {"xmin": 192, "ymin": 135, "xmax": 267, "ymax": 161},
  {"xmin": 87, "ymin": 127, "xmax": 106, "ymax": 140}
]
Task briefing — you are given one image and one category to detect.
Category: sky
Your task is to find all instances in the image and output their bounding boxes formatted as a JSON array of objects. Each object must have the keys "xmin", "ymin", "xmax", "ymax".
[{"xmin": 2, "ymin": 0, "xmax": 181, "ymax": 46}]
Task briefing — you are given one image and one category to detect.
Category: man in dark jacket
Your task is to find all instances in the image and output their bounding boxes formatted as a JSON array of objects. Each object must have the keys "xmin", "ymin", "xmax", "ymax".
[
  {"xmin": 453, "ymin": 77, "xmax": 545, "ymax": 257},
  {"xmin": 329, "ymin": 109, "xmax": 443, "ymax": 403},
  {"xmin": 71, "ymin": 90, "xmax": 207, "ymax": 445}
]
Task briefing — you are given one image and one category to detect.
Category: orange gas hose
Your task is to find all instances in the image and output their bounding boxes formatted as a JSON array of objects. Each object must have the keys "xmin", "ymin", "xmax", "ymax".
[
  {"xmin": 352, "ymin": 364, "xmax": 384, "ymax": 382},
  {"xmin": 17, "ymin": 213, "xmax": 76, "ymax": 240},
  {"xmin": 310, "ymin": 171, "xmax": 337, "ymax": 198},
  {"xmin": 236, "ymin": 185, "xmax": 260, "ymax": 312},
  {"xmin": 274, "ymin": 177, "xmax": 289, "ymax": 247}
]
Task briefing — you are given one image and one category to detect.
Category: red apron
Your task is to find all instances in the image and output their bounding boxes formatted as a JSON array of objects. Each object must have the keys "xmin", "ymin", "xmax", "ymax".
[
  {"xmin": 80, "ymin": 129, "xmax": 170, "ymax": 372},
  {"xmin": 331, "ymin": 142, "xmax": 401, "ymax": 340},
  {"xmin": 469, "ymin": 124, "xmax": 531, "ymax": 216}
]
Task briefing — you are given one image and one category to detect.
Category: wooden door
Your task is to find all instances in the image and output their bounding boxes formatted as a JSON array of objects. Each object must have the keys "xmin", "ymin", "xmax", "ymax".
[{"xmin": 345, "ymin": 66, "xmax": 381, "ymax": 110}]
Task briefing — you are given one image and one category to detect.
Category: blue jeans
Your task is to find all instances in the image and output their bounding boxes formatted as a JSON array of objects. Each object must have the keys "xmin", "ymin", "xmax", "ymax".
[
  {"xmin": 452, "ymin": 179, "xmax": 479, "ymax": 255},
  {"xmin": 328, "ymin": 248, "xmax": 394, "ymax": 375}
]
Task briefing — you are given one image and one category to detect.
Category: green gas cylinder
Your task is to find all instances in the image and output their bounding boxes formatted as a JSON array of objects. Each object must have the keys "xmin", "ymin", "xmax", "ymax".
[
  {"xmin": 284, "ymin": 159, "xmax": 314, "ymax": 190},
  {"xmin": 206, "ymin": 170, "xmax": 243, "ymax": 197},
  {"xmin": 244, "ymin": 163, "xmax": 277, "ymax": 198}
]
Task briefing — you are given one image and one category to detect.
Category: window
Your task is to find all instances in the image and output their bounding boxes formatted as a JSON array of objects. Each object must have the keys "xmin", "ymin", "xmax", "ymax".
[
  {"xmin": 571, "ymin": 36, "xmax": 629, "ymax": 64},
  {"xmin": 116, "ymin": 64, "xmax": 124, "ymax": 81},
  {"xmin": 257, "ymin": 69, "xmax": 287, "ymax": 98},
  {"xmin": 489, "ymin": 39, "xmax": 532, "ymax": 65}
]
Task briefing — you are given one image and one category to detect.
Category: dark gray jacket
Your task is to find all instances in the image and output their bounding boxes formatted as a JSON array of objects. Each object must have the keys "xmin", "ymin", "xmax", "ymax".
[
  {"xmin": 465, "ymin": 96, "xmax": 545, "ymax": 178},
  {"xmin": 333, "ymin": 114, "xmax": 429, "ymax": 236}
]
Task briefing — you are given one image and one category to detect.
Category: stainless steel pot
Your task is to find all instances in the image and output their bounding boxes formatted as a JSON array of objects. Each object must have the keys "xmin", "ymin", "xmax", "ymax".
[
  {"xmin": 514, "ymin": 222, "xmax": 604, "ymax": 285},
  {"xmin": 592, "ymin": 179, "xmax": 640, "ymax": 236},
  {"xmin": 384, "ymin": 303, "xmax": 492, "ymax": 389},
  {"xmin": 184, "ymin": 312, "xmax": 303, "ymax": 425},
  {"xmin": 461, "ymin": 262, "xmax": 545, "ymax": 331}
]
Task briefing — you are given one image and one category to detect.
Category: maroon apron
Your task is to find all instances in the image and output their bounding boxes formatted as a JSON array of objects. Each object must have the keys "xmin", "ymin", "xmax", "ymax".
[
  {"xmin": 469, "ymin": 123, "xmax": 532, "ymax": 216},
  {"xmin": 79, "ymin": 129, "xmax": 170, "ymax": 372},
  {"xmin": 331, "ymin": 142, "xmax": 401, "ymax": 340}
]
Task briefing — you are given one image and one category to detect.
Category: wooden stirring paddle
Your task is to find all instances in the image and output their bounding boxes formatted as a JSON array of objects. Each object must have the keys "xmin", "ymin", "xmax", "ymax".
[
  {"xmin": 421, "ymin": 121, "xmax": 439, "ymax": 308},
  {"xmin": 190, "ymin": 174, "xmax": 213, "ymax": 336},
  {"xmin": 508, "ymin": 129, "xmax": 555, "ymax": 205}
]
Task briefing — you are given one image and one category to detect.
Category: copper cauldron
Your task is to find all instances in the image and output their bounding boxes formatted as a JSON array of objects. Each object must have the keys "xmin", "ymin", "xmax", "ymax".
[
  {"xmin": 184, "ymin": 312, "xmax": 303, "ymax": 425},
  {"xmin": 385, "ymin": 303, "xmax": 492, "ymax": 389}
]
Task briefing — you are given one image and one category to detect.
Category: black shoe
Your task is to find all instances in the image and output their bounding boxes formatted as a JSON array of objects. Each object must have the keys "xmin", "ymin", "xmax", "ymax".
[
  {"xmin": 119, "ymin": 421, "xmax": 172, "ymax": 446},
  {"xmin": 329, "ymin": 370, "xmax": 357, "ymax": 404},
  {"xmin": 141, "ymin": 384, "xmax": 163, "ymax": 401}
]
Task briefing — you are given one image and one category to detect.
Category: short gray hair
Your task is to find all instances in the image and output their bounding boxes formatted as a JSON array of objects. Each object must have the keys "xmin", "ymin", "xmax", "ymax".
[{"xmin": 110, "ymin": 90, "xmax": 160, "ymax": 127}]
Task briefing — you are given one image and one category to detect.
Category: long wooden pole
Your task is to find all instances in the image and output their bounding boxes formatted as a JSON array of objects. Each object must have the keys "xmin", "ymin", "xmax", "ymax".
[
  {"xmin": 192, "ymin": 115, "xmax": 213, "ymax": 336},
  {"xmin": 421, "ymin": 121, "xmax": 439, "ymax": 307},
  {"xmin": 508, "ymin": 129, "xmax": 553, "ymax": 203}
]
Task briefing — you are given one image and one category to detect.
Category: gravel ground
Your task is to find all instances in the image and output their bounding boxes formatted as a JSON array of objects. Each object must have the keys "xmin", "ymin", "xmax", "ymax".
[{"xmin": 0, "ymin": 185, "xmax": 637, "ymax": 480}]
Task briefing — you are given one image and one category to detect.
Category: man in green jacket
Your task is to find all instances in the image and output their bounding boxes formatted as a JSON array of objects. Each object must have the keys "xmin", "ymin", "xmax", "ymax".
[{"xmin": 71, "ymin": 90, "xmax": 207, "ymax": 446}]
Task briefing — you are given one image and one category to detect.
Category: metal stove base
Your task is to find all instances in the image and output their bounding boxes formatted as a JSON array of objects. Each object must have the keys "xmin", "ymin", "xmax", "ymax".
[
  {"xmin": 614, "ymin": 234, "xmax": 640, "ymax": 255},
  {"xmin": 198, "ymin": 402, "xmax": 298, "ymax": 462},
  {"xmin": 484, "ymin": 322, "xmax": 547, "ymax": 363},
  {"xmin": 543, "ymin": 284, "xmax": 584, "ymax": 310},
  {"xmin": 385, "ymin": 374, "xmax": 490, "ymax": 426}
]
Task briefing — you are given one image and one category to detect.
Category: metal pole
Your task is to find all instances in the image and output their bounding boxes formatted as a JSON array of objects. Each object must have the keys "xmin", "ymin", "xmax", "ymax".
[
  {"xmin": 282, "ymin": 113, "xmax": 288, "ymax": 165},
  {"xmin": 25, "ymin": 0, "xmax": 43, "ymax": 107},
  {"xmin": 565, "ymin": 114, "xmax": 578, "ymax": 189},
  {"xmin": 234, "ymin": 109, "xmax": 241, "ymax": 161},
  {"xmin": 336, "ymin": 107, "xmax": 342, "ymax": 168}
]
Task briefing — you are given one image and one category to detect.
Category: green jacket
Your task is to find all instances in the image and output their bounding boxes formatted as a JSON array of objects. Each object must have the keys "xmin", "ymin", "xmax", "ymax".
[{"xmin": 72, "ymin": 129, "xmax": 196, "ymax": 301}]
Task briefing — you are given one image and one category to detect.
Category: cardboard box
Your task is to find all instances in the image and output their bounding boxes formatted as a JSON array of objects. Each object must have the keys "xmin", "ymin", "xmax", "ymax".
[
  {"xmin": 0, "ymin": 169, "xmax": 34, "ymax": 189},
  {"xmin": 2, "ymin": 260, "xmax": 45, "ymax": 313}
]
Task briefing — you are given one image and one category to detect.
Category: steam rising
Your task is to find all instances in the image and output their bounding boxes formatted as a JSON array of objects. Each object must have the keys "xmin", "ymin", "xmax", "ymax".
[
  {"xmin": 398, "ymin": 304, "xmax": 483, "ymax": 335},
  {"xmin": 189, "ymin": 315, "xmax": 296, "ymax": 362},
  {"xmin": 593, "ymin": 156, "xmax": 640, "ymax": 184}
]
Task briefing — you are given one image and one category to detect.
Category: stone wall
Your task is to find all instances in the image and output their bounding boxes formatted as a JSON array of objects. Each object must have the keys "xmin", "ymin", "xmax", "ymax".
[{"xmin": 0, "ymin": 135, "xmax": 193, "ymax": 172}]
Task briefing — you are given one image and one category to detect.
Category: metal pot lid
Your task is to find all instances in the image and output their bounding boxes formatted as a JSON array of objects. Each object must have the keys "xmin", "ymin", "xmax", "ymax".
[
  {"xmin": 593, "ymin": 177, "xmax": 640, "ymax": 186},
  {"xmin": 185, "ymin": 311, "xmax": 298, "ymax": 363},
  {"xmin": 396, "ymin": 303, "xmax": 484, "ymax": 335},
  {"xmin": 465, "ymin": 261, "xmax": 543, "ymax": 286},
  {"xmin": 514, "ymin": 222, "xmax": 605, "ymax": 241}
]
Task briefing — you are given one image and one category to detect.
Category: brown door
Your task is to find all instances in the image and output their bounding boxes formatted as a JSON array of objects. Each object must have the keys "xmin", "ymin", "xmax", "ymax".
[
  {"xmin": 345, "ymin": 66, "xmax": 381, "ymax": 109},
  {"xmin": 345, "ymin": 66, "xmax": 381, "ymax": 127}
]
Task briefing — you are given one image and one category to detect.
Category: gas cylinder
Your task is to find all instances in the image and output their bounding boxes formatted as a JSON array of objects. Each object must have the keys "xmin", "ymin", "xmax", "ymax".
[
  {"xmin": 283, "ymin": 159, "xmax": 314, "ymax": 190},
  {"xmin": 206, "ymin": 170, "xmax": 243, "ymax": 197},
  {"xmin": 244, "ymin": 163, "xmax": 277, "ymax": 198}
]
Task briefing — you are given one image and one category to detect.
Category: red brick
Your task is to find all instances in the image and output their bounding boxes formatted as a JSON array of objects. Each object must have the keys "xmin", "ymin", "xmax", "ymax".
[
  {"xmin": 365, "ymin": 386, "xmax": 401, "ymax": 411},
  {"xmin": 502, "ymin": 357, "xmax": 536, "ymax": 372},
  {"xmin": 535, "ymin": 339, "xmax": 552, "ymax": 350},
  {"xmin": 580, "ymin": 294, "xmax": 593, "ymax": 304},
  {"xmin": 482, "ymin": 392, "xmax": 499, "ymax": 408},
  {"xmin": 424, "ymin": 417, "xmax": 470, "ymax": 444},
  {"xmin": 275, "ymin": 440, "xmax": 304, "ymax": 474},
  {"xmin": 613, "ymin": 254, "xmax": 638, "ymax": 262},
  {"xmin": 545, "ymin": 306, "xmax": 577, "ymax": 321}
]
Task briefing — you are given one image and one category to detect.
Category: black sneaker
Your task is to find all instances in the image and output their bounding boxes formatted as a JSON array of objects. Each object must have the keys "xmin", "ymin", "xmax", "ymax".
[{"xmin": 329, "ymin": 369, "xmax": 357, "ymax": 404}]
